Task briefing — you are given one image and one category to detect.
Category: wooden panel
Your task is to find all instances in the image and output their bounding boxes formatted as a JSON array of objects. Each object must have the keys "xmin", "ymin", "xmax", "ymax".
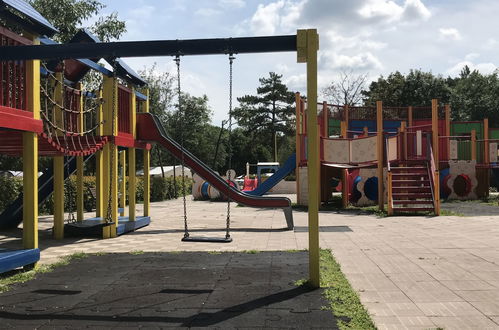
[
  {"xmin": 323, "ymin": 138, "xmax": 349, "ymax": 163},
  {"xmin": 350, "ymin": 136, "xmax": 377, "ymax": 163}
]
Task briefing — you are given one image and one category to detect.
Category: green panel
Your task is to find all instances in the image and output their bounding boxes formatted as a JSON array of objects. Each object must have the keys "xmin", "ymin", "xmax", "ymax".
[
  {"xmin": 490, "ymin": 129, "xmax": 499, "ymax": 139},
  {"xmin": 450, "ymin": 122, "xmax": 483, "ymax": 161},
  {"xmin": 328, "ymin": 118, "xmax": 341, "ymax": 137}
]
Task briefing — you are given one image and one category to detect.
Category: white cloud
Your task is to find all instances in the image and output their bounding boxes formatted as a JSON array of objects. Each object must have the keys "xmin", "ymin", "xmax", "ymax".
[
  {"xmin": 195, "ymin": 8, "xmax": 222, "ymax": 17},
  {"xmin": 218, "ymin": 0, "xmax": 245, "ymax": 8},
  {"xmin": 439, "ymin": 28, "xmax": 461, "ymax": 41},
  {"xmin": 249, "ymin": 0, "xmax": 303, "ymax": 35},
  {"xmin": 446, "ymin": 61, "xmax": 497, "ymax": 76},
  {"xmin": 358, "ymin": 0, "xmax": 430, "ymax": 23},
  {"xmin": 465, "ymin": 53, "xmax": 480, "ymax": 61},
  {"xmin": 326, "ymin": 31, "xmax": 386, "ymax": 52},
  {"xmin": 321, "ymin": 51, "xmax": 383, "ymax": 71}
]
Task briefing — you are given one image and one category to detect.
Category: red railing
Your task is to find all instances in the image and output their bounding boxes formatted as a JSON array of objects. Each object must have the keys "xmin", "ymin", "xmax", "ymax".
[
  {"xmin": 118, "ymin": 84, "xmax": 131, "ymax": 134},
  {"xmin": 0, "ymin": 27, "xmax": 32, "ymax": 113}
]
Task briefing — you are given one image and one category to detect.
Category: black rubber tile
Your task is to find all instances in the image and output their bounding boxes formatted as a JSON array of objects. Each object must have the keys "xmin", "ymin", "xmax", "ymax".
[{"xmin": 0, "ymin": 252, "xmax": 337, "ymax": 329}]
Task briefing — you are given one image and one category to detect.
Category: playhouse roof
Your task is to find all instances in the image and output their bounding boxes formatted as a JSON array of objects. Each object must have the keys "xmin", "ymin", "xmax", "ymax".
[{"xmin": 0, "ymin": 0, "xmax": 58, "ymax": 36}]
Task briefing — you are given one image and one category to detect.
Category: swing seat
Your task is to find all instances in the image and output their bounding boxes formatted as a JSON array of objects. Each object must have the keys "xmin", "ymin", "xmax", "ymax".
[{"xmin": 181, "ymin": 236, "xmax": 232, "ymax": 243}]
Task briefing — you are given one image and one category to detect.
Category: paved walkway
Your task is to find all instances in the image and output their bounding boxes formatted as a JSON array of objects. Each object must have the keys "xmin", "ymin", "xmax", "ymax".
[{"xmin": 1, "ymin": 196, "xmax": 499, "ymax": 329}]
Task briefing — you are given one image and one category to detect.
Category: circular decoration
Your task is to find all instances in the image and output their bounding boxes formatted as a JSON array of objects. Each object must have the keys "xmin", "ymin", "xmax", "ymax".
[
  {"xmin": 453, "ymin": 174, "xmax": 472, "ymax": 197},
  {"xmin": 351, "ymin": 176, "xmax": 362, "ymax": 203},
  {"xmin": 364, "ymin": 176, "xmax": 378, "ymax": 201}
]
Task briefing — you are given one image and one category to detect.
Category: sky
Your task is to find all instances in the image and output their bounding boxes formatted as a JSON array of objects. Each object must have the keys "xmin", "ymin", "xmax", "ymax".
[{"xmin": 92, "ymin": 0, "xmax": 499, "ymax": 125}]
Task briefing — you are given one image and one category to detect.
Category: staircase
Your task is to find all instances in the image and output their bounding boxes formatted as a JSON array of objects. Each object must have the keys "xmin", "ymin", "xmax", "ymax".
[{"xmin": 389, "ymin": 160, "xmax": 436, "ymax": 214}]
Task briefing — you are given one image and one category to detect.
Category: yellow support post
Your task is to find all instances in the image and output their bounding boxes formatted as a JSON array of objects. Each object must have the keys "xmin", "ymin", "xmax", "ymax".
[
  {"xmin": 471, "ymin": 129, "xmax": 477, "ymax": 161},
  {"xmin": 102, "ymin": 75, "xmax": 118, "ymax": 238},
  {"xmin": 22, "ymin": 33, "xmax": 40, "ymax": 254},
  {"xmin": 376, "ymin": 101, "xmax": 384, "ymax": 211},
  {"xmin": 143, "ymin": 88, "xmax": 151, "ymax": 217},
  {"xmin": 295, "ymin": 92, "xmax": 301, "ymax": 205},
  {"xmin": 76, "ymin": 83, "xmax": 84, "ymax": 222},
  {"xmin": 297, "ymin": 29, "xmax": 320, "ymax": 288},
  {"xmin": 53, "ymin": 156, "xmax": 65, "ymax": 239},
  {"xmin": 119, "ymin": 150, "xmax": 126, "ymax": 217},
  {"xmin": 96, "ymin": 88, "xmax": 104, "ymax": 218},
  {"xmin": 431, "ymin": 99, "xmax": 440, "ymax": 215},
  {"xmin": 53, "ymin": 71, "xmax": 65, "ymax": 239},
  {"xmin": 129, "ymin": 148, "xmax": 136, "ymax": 221}
]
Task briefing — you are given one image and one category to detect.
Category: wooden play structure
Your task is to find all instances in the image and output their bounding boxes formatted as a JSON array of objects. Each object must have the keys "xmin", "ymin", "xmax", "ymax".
[
  {"xmin": 296, "ymin": 95, "xmax": 499, "ymax": 215},
  {"xmin": 0, "ymin": 1, "xmax": 321, "ymax": 287}
]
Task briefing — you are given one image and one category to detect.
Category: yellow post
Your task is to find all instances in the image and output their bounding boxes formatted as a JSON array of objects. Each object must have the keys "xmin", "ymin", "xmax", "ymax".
[
  {"xmin": 102, "ymin": 75, "xmax": 118, "ymax": 238},
  {"xmin": 295, "ymin": 92, "xmax": 301, "ymax": 205},
  {"xmin": 129, "ymin": 148, "xmax": 136, "ymax": 221},
  {"xmin": 471, "ymin": 129, "xmax": 477, "ymax": 161},
  {"xmin": 22, "ymin": 32, "xmax": 40, "ymax": 253},
  {"xmin": 376, "ymin": 101, "xmax": 384, "ymax": 211},
  {"xmin": 297, "ymin": 29, "xmax": 320, "ymax": 288},
  {"xmin": 52, "ymin": 71, "xmax": 65, "ymax": 239},
  {"xmin": 76, "ymin": 83, "xmax": 84, "ymax": 222},
  {"xmin": 431, "ymin": 99, "xmax": 440, "ymax": 214},
  {"xmin": 96, "ymin": 90, "xmax": 104, "ymax": 218},
  {"xmin": 143, "ymin": 89, "xmax": 151, "ymax": 217},
  {"xmin": 119, "ymin": 150, "xmax": 126, "ymax": 217}
]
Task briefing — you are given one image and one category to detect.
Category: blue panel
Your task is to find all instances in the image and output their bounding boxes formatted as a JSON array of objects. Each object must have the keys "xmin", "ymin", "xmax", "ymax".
[
  {"xmin": 135, "ymin": 90, "xmax": 148, "ymax": 101},
  {"xmin": 117, "ymin": 216, "xmax": 150, "ymax": 235},
  {"xmin": 247, "ymin": 154, "xmax": 296, "ymax": 196},
  {"xmin": 2, "ymin": 0, "xmax": 58, "ymax": 34},
  {"xmin": 0, "ymin": 249, "xmax": 40, "ymax": 274}
]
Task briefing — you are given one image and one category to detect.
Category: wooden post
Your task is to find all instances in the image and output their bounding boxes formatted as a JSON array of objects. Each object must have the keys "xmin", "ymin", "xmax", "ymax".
[
  {"xmin": 322, "ymin": 101, "xmax": 328, "ymax": 138},
  {"xmin": 401, "ymin": 121, "xmax": 406, "ymax": 160},
  {"xmin": 295, "ymin": 92, "xmax": 301, "ymax": 205},
  {"xmin": 297, "ymin": 29, "xmax": 320, "ymax": 288},
  {"xmin": 408, "ymin": 106, "xmax": 413, "ymax": 128},
  {"xmin": 431, "ymin": 99, "xmax": 440, "ymax": 214},
  {"xmin": 143, "ymin": 89, "xmax": 150, "ymax": 217},
  {"xmin": 376, "ymin": 101, "xmax": 384, "ymax": 211},
  {"xmin": 102, "ymin": 75, "xmax": 118, "ymax": 238},
  {"xmin": 22, "ymin": 32, "xmax": 40, "ymax": 254},
  {"xmin": 53, "ymin": 71, "xmax": 65, "ymax": 239},
  {"xmin": 387, "ymin": 172, "xmax": 393, "ymax": 216},
  {"xmin": 363, "ymin": 126, "xmax": 368, "ymax": 137},
  {"xmin": 445, "ymin": 104, "xmax": 451, "ymax": 160},
  {"xmin": 484, "ymin": 118, "xmax": 489, "ymax": 165},
  {"xmin": 471, "ymin": 129, "xmax": 477, "ymax": 161},
  {"xmin": 119, "ymin": 150, "xmax": 126, "ymax": 217},
  {"xmin": 76, "ymin": 83, "xmax": 84, "ymax": 222},
  {"xmin": 342, "ymin": 169, "xmax": 349, "ymax": 209},
  {"xmin": 343, "ymin": 105, "xmax": 349, "ymax": 137}
]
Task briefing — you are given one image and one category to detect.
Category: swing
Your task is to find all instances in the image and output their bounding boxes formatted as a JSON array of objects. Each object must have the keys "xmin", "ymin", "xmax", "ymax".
[{"xmin": 178, "ymin": 54, "xmax": 235, "ymax": 243}]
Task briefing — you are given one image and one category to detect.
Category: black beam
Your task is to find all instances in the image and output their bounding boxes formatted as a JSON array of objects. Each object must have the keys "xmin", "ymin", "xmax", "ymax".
[{"xmin": 0, "ymin": 35, "xmax": 297, "ymax": 61}]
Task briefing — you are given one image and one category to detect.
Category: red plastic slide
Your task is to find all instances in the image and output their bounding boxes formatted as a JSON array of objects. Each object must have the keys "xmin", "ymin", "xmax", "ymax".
[{"xmin": 136, "ymin": 113, "xmax": 293, "ymax": 229}]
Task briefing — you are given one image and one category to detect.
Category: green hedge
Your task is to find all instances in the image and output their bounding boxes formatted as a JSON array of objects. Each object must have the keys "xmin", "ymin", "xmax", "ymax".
[{"xmin": 0, "ymin": 175, "xmax": 193, "ymax": 215}]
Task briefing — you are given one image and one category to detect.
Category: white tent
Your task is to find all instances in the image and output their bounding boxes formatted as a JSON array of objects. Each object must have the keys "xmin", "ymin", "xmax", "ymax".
[{"xmin": 136, "ymin": 165, "xmax": 192, "ymax": 178}]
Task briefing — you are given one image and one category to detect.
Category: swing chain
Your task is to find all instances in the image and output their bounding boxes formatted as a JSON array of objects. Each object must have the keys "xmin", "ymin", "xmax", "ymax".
[
  {"xmin": 225, "ymin": 54, "xmax": 235, "ymax": 239},
  {"xmin": 105, "ymin": 60, "xmax": 118, "ymax": 224},
  {"xmin": 175, "ymin": 55, "xmax": 189, "ymax": 239}
]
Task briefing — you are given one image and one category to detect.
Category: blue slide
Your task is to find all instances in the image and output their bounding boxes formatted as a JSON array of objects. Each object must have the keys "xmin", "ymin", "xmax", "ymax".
[
  {"xmin": 0, "ymin": 155, "xmax": 93, "ymax": 230},
  {"xmin": 245, "ymin": 153, "xmax": 296, "ymax": 196}
]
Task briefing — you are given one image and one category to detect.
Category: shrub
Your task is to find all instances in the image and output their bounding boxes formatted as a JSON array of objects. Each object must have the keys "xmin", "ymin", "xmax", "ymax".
[{"xmin": 0, "ymin": 176, "xmax": 23, "ymax": 213}]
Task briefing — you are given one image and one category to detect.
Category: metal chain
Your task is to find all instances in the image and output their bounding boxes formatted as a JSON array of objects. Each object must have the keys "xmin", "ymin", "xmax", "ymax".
[
  {"xmin": 226, "ymin": 54, "xmax": 235, "ymax": 239},
  {"xmin": 105, "ymin": 61, "xmax": 118, "ymax": 224},
  {"xmin": 175, "ymin": 55, "xmax": 189, "ymax": 239}
]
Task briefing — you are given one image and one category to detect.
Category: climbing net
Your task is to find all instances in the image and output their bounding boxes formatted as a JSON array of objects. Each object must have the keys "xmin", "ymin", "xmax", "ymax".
[{"xmin": 40, "ymin": 61, "xmax": 106, "ymax": 156}]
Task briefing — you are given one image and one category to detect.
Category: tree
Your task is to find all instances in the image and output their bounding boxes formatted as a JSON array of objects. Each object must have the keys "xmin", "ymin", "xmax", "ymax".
[
  {"xmin": 322, "ymin": 70, "xmax": 367, "ymax": 106},
  {"xmin": 29, "ymin": 0, "xmax": 126, "ymax": 42},
  {"xmin": 233, "ymin": 72, "xmax": 295, "ymax": 162},
  {"xmin": 362, "ymin": 69, "xmax": 451, "ymax": 106}
]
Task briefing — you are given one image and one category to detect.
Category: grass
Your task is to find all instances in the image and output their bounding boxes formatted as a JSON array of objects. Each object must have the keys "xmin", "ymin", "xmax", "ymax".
[
  {"xmin": 0, "ymin": 252, "xmax": 88, "ymax": 294},
  {"xmin": 292, "ymin": 195, "xmax": 388, "ymax": 218},
  {"xmin": 440, "ymin": 209, "xmax": 465, "ymax": 217},
  {"xmin": 296, "ymin": 249, "xmax": 376, "ymax": 330},
  {"xmin": 130, "ymin": 250, "xmax": 145, "ymax": 255}
]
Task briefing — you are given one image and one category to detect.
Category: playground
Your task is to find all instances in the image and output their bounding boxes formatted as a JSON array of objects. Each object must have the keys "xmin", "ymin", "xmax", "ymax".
[{"xmin": 1, "ymin": 1, "xmax": 499, "ymax": 329}]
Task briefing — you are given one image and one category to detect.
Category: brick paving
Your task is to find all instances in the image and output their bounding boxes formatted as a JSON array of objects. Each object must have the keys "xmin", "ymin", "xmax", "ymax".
[{"xmin": 1, "ymin": 196, "xmax": 499, "ymax": 329}]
